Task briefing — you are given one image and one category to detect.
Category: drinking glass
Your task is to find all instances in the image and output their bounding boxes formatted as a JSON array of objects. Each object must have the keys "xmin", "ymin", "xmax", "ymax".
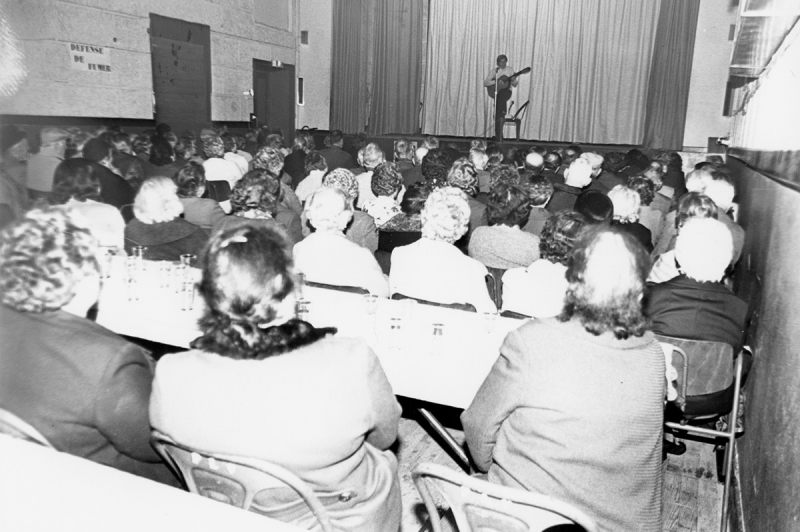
[
  {"xmin": 295, "ymin": 299, "xmax": 311, "ymax": 321},
  {"xmin": 482, "ymin": 311, "xmax": 498, "ymax": 334},
  {"xmin": 180, "ymin": 254, "xmax": 196, "ymax": 267},
  {"xmin": 363, "ymin": 294, "xmax": 379, "ymax": 315},
  {"xmin": 180, "ymin": 280, "xmax": 195, "ymax": 311}
]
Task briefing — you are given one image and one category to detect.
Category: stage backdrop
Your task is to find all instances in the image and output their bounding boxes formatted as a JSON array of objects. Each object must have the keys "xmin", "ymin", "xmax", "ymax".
[{"xmin": 422, "ymin": 0, "xmax": 662, "ymax": 144}]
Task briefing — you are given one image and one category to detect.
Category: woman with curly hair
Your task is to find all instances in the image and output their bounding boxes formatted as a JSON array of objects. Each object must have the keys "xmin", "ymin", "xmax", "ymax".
[
  {"xmin": 294, "ymin": 150, "xmax": 329, "ymax": 203},
  {"xmin": 628, "ymin": 176, "xmax": 663, "ymax": 244},
  {"xmin": 354, "ymin": 143, "xmax": 387, "ymax": 209},
  {"xmin": 316, "ymin": 168, "xmax": 379, "ymax": 253},
  {"xmin": 608, "ymin": 184, "xmax": 653, "ymax": 253},
  {"xmin": 390, "ymin": 186, "xmax": 496, "ymax": 312},
  {"xmin": 362, "ymin": 161, "xmax": 404, "ymax": 227},
  {"xmin": 173, "ymin": 162, "xmax": 226, "ymax": 231},
  {"xmin": 252, "ymin": 146, "xmax": 303, "ymax": 213},
  {"xmin": 501, "ymin": 209, "xmax": 586, "ymax": 317},
  {"xmin": 0, "ymin": 207, "xmax": 179, "ymax": 487},
  {"xmin": 201, "ymin": 134, "xmax": 243, "ymax": 190},
  {"xmin": 446, "ymin": 158, "xmax": 487, "ymax": 236},
  {"xmin": 463, "ymin": 226, "xmax": 665, "ymax": 532},
  {"xmin": 149, "ymin": 223, "xmax": 402, "ymax": 531}
]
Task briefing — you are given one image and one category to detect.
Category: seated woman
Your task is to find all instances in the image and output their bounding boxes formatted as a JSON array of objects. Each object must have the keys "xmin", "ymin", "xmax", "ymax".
[
  {"xmin": 50, "ymin": 158, "xmax": 125, "ymax": 250},
  {"xmin": 294, "ymin": 187, "xmax": 389, "ymax": 297},
  {"xmin": 149, "ymin": 224, "xmax": 402, "ymax": 531},
  {"xmin": 379, "ymin": 181, "xmax": 431, "ymax": 247},
  {"xmin": 211, "ymin": 169, "xmax": 302, "ymax": 248},
  {"xmin": 462, "ymin": 226, "xmax": 665, "ymax": 532},
  {"xmin": 628, "ymin": 176, "xmax": 664, "ymax": 245},
  {"xmin": 202, "ymin": 134, "xmax": 243, "ymax": 191},
  {"xmin": 319, "ymin": 168, "xmax": 378, "ymax": 253},
  {"xmin": 145, "ymin": 136, "xmax": 183, "ymax": 179},
  {"xmin": 608, "ymin": 184, "xmax": 653, "ymax": 253},
  {"xmin": 124, "ymin": 177, "xmax": 209, "ymax": 261},
  {"xmin": 294, "ymin": 151, "xmax": 329, "ymax": 203},
  {"xmin": 252, "ymin": 146, "xmax": 303, "ymax": 214},
  {"xmin": 468, "ymin": 181, "xmax": 540, "ymax": 269},
  {"xmin": 363, "ymin": 162, "xmax": 404, "ymax": 227},
  {"xmin": 390, "ymin": 186, "xmax": 496, "ymax": 312},
  {"xmin": 354, "ymin": 143, "xmax": 386, "ymax": 209},
  {"xmin": 0, "ymin": 207, "xmax": 178, "ymax": 486},
  {"xmin": 173, "ymin": 162, "xmax": 226, "ymax": 231},
  {"xmin": 501, "ymin": 210, "xmax": 587, "ymax": 317}
]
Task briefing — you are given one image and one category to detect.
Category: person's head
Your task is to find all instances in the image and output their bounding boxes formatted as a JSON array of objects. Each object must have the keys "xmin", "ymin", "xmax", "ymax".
[
  {"xmin": 322, "ymin": 168, "xmax": 359, "ymax": 204},
  {"xmin": 173, "ymin": 162, "xmax": 207, "ymax": 198},
  {"xmin": 563, "ymin": 145, "xmax": 582, "ymax": 165},
  {"xmin": 675, "ymin": 192, "xmax": 718, "ymax": 230},
  {"xmin": 51, "ymin": 158, "xmax": 102, "ymax": 204},
  {"xmin": 0, "ymin": 125, "xmax": 28, "ymax": 163},
  {"xmin": 653, "ymin": 150, "xmax": 681, "ymax": 173},
  {"xmin": 487, "ymin": 182, "xmax": 532, "ymax": 228},
  {"xmin": 421, "ymin": 148, "xmax": 452, "ymax": 187},
  {"xmin": 163, "ymin": 131, "xmax": 178, "ymax": 149},
  {"xmin": 229, "ymin": 169, "xmax": 281, "ymax": 216},
  {"xmin": 608, "ymin": 185, "xmax": 641, "ymax": 223},
  {"xmin": 421, "ymin": 186, "xmax": 470, "ymax": 244},
  {"xmin": 485, "ymin": 145, "xmax": 504, "ymax": 169},
  {"xmin": 149, "ymin": 135, "xmax": 175, "ymax": 166},
  {"xmin": 0, "ymin": 207, "xmax": 100, "ymax": 313},
  {"xmin": 371, "ymin": 162, "xmax": 404, "ymax": 198},
  {"xmin": 394, "ymin": 139, "xmax": 415, "ymax": 161},
  {"xmin": 496, "ymin": 54, "xmax": 508, "ymax": 69},
  {"xmin": 524, "ymin": 175, "xmax": 554, "ymax": 207},
  {"xmin": 539, "ymin": 210, "xmax": 587, "ymax": 266},
  {"xmin": 39, "ymin": 128, "xmax": 69, "ymax": 157},
  {"xmin": 220, "ymin": 132, "xmax": 238, "ymax": 154},
  {"xmin": 155, "ymin": 122, "xmax": 172, "ymax": 137},
  {"xmin": 261, "ymin": 133, "xmax": 285, "ymax": 150},
  {"xmin": 470, "ymin": 139, "xmax": 487, "ymax": 151},
  {"xmin": 252, "ymin": 146, "xmax": 285, "ymax": 176},
  {"xmin": 304, "ymin": 187, "xmax": 353, "ymax": 232},
  {"xmin": 324, "ymin": 129, "xmax": 344, "ymax": 148},
  {"xmin": 574, "ymin": 189, "xmax": 614, "ymax": 225},
  {"xmin": 579, "ymin": 152, "xmax": 604, "ymax": 177},
  {"xmin": 524, "ymin": 152, "xmax": 545, "ymax": 175},
  {"xmin": 400, "ymin": 182, "xmax": 432, "ymax": 216},
  {"xmin": 627, "ymin": 176, "xmax": 655, "ymax": 207},
  {"xmin": 601, "ymin": 151, "xmax": 627, "ymax": 174},
  {"xmin": 703, "ymin": 179, "xmax": 735, "ymax": 212},
  {"xmin": 544, "ymin": 151, "xmax": 562, "ymax": 171},
  {"xmin": 292, "ymin": 131, "xmax": 314, "ymax": 154},
  {"xmin": 624, "ymin": 149, "xmax": 650, "ymax": 174},
  {"xmin": 174, "ymin": 135, "xmax": 198, "ymax": 160},
  {"xmin": 132, "ymin": 134, "xmax": 152, "ymax": 157},
  {"xmin": 564, "ymin": 158, "xmax": 593, "ymax": 188},
  {"xmin": 446, "ymin": 158, "xmax": 479, "ymax": 197},
  {"xmin": 82, "ymin": 138, "xmax": 112, "ymax": 164},
  {"xmin": 133, "ymin": 177, "xmax": 184, "ymax": 224},
  {"xmin": 110, "ymin": 132, "xmax": 133, "ymax": 155},
  {"xmin": 685, "ymin": 167, "xmax": 714, "ymax": 193},
  {"xmin": 560, "ymin": 227, "xmax": 650, "ymax": 339},
  {"xmin": 469, "ymin": 149, "xmax": 488, "ymax": 171},
  {"xmin": 203, "ymin": 135, "xmax": 225, "ymax": 158},
  {"xmin": 488, "ymin": 164, "xmax": 520, "ymax": 191},
  {"xmin": 422, "ymin": 135, "xmax": 439, "ymax": 150},
  {"xmin": 640, "ymin": 164, "xmax": 663, "ymax": 191},
  {"xmin": 357, "ymin": 143, "xmax": 385, "ymax": 170},
  {"xmin": 304, "ymin": 151, "xmax": 328, "ymax": 177},
  {"xmin": 675, "ymin": 218, "xmax": 733, "ymax": 283}
]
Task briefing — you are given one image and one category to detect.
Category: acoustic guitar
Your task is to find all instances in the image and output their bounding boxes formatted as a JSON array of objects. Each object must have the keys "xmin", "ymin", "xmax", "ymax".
[{"xmin": 486, "ymin": 67, "xmax": 531, "ymax": 98}]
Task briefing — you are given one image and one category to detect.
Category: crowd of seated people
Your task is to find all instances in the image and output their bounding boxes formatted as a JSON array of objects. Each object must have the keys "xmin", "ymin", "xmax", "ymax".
[{"xmin": 0, "ymin": 120, "xmax": 752, "ymax": 532}]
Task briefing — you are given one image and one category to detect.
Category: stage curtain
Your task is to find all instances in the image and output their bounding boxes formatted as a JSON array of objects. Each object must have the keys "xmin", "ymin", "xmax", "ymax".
[
  {"xmin": 330, "ymin": 0, "xmax": 375, "ymax": 134},
  {"xmin": 368, "ymin": 0, "xmax": 426, "ymax": 135},
  {"xmin": 642, "ymin": 0, "xmax": 701, "ymax": 150},
  {"xmin": 422, "ymin": 0, "xmax": 662, "ymax": 144}
]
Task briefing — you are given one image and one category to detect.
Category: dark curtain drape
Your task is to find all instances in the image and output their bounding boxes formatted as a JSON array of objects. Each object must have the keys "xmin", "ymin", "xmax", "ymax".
[
  {"xmin": 368, "ymin": 0, "xmax": 426, "ymax": 135},
  {"xmin": 330, "ymin": 0, "xmax": 372, "ymax": 133},
  {"xmin": 642, "ymin": 0, "xmax": 701, "ymax": 149}
]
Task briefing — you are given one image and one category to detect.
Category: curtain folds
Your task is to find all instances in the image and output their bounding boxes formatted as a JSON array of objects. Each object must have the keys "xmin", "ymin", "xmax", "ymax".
[
  {"xmin": 330, "ymin": 0, "xmax": 373, "ymax": 133},
  {"xmin": 642, "ymin": 0, "xmax": 701, "ymax": 150}
]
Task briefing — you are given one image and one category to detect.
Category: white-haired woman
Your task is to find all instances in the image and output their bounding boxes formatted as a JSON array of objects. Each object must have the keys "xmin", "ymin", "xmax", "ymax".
[
  {"xmin": 608, "ymin": 184, "xmax": 653, "ymax": 253},
  {"xmin": 124, "ymin": 177, "xmax": 208, "ymax": 260},
  {"xmin": 355, "ymin": 143, "xmax": 386, "ymax": 209},
  {"xmin": 389, "ymin": 186, "xmax": 496, "ymax": 312}
]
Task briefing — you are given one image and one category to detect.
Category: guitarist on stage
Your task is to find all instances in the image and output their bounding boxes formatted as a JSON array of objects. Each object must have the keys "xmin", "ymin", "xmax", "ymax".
[{"xmin": 484, "ymin": 54, "xmax": 519, "ymax": 143}]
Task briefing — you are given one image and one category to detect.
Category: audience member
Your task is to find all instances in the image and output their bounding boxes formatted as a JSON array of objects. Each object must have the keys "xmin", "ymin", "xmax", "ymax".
[
  {"xmin": 202, "ymin": 134, "xmax": 243, "ymax": 190},
  {"xmin": 319, "ymin": 129, "xmax": 353, "ymax": 171},
  {"xmin": 608, "ymin": 184, "xmax": 653, "ymax": 253},
  {"xmin": 628, "ymin": 176, "xmax": 664, "ymax": 245},
  {"xmin": 546, "ymin": 158, "xmax": 592, "ymax": 213},
  {"xmin": 598, "ymin": 151, "xmax": 627, "ymax": 189},
  {"xmin": 27, "ymin": 127, "xmax": 69, "ymax": 201},
  {"xmin": 220, "ymin": 132, "xmax": 249, "ymax": 176},
  {"xmin": 574, "ymin": 189, "xmax": 614, "ymax": 225},
  {"xmin": 284, "ymin": 131, "xmax": 315, "ymax": 188},
  {"xmin": 251, "ymin": 146, "xmax": 303, "ymax": 214},
  {"xmin": 704, "ymin": 179, "xmax": 745, "ymax": 265},
  {"xmin": 520, "ymin": 175, "xmax": 553, "ymax": 235},
  {"xmin": 446, "ymin": 158, "xmax": 487, "ymax": 236},
  {"xmin": 355, "ymin": 143, "xmax": 387, "ymax": 209},
  {"xmin": 173, "ymin": 162, "xmax": 226, "ymax": 231},
  {"xmin": 363, "ymin": 162, "xmax": 404, "ymax": 227},
  {"xmin": 146, "ymin": 136, "xmax": 182, "ymax": 178},
  {"xmin": 82, "ymin": 138, "xmax": 136, "ymax": 209},
  {"xmin": 295, "ymin": 151, "xmax": 329, "ymax": 203}
]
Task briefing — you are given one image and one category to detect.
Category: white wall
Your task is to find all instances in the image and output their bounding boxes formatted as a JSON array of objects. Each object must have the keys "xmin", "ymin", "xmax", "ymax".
[
  {"xmin": 297, "ymin": 0, "xmax": 332, "ymax": 130},
  {"xmin": 682, "ymin": 1, "xmax": 738, "ymax": 149}
]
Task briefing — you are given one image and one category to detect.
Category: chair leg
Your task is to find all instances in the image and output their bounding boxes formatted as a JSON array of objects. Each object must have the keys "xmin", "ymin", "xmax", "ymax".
[{"xmin": 719, "ymin": 436, "xmax": 735, "ymax": 532}]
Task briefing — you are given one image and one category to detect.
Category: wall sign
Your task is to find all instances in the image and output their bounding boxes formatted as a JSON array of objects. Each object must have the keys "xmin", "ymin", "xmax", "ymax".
[{"xmin": 68, "ymin": 43, "xmax": 112, "ymax": 72}]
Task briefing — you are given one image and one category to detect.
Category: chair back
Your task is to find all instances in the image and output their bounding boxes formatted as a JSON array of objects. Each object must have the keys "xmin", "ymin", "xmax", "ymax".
[
  {"xmin": 510, "ymin": 100, "xmax": 530, "ymax": 121},
  {"xmin": 654, "ymin": 335, "xmax": 735, "ymax": 397},
  {"xmin": 119, "ymin": 203, "xmax": 135, "ymax": 223},
  {"xmin": 0, "ymin": 408, "xmax": 55, "ymax": 449},
  {"xmin": 378, "ymin": 230, "xmax": 422, "ymax": 253},
  {"xmin": 412, "ymin": 463, "xmax": 598, "ymax": 532},
  {"xmin": 205, "ymin": 180, "xmax": 232, "ymax": 203},
  {"xmin": 485, "ymin": 267, "xmax": 506, "ymax": 309},
  {"xmin": 305, "ymin": 280, "xmax": 369, "ymax": 295},
  {"xmin": 391, "ymin": 293, "xmax": 477, "ymax": 313},
  {"xmin": 151, "ymin": 431, "xmax": 334, "ymax": 532}
]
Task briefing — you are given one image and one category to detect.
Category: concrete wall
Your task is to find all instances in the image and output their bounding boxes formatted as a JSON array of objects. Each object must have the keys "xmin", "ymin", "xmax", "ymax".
[
  {"xmin": 297, "ymin": 0, "xmax": 332, "ymax": 130},
  {"xmin": 1, "ymin": 0, "xmax": 331, "ymax": 127},
  {"xmin": 682, "ymin": 1, "xmax": 738, "ymax": 149}
]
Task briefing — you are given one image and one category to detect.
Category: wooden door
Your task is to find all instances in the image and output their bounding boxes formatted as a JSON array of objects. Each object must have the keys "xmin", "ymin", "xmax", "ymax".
[{"xmin": 253, "ymin": 59, "xmax": 295, "ymax": 143}]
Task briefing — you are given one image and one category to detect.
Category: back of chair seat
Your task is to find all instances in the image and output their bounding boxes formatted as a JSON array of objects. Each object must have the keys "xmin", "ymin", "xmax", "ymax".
[
  {"xmin": 485, "ymin": 267, "xmax": 506, "ymax": 309},
  {"xmin": 151, "ymin": 430, "xmax": 334, "ymax": 532},
  {"xmin": 412, "ymin": 462, "xmax": 598, "ymax": 532},
  {"xmin": 378, "ymin": 230, "xmax": 422, "ymax": 253},
  {"xmin": 391, "ymin": 292, "xmax": 477, "ymax": 313},
  {"xmin": 205, "ymin": 180, "xmax": 232, "ymax": 203},
  {"xmin": 654, "ymin": 335, "xmax": 735, "ymax": 397},
  {"xmin": 0, "ymin": 407, "xmax": 55, "ymax": 449}
]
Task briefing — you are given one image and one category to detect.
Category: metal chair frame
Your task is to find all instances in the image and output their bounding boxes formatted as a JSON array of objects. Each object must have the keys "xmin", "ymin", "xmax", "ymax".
[
  {"xmin": 503, "ymin": 100, "xmax": 530, "ymax": 140},
  {"xmin": 304, "ymin": 280, "xmax": 370, "ymax": 295}
]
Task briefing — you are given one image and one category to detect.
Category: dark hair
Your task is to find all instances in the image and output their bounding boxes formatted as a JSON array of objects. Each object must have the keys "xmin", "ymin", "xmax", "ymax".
[
  {"xmin": 155, "ymin": 123, "xmax": 172, "ymax": 137},
  {"xmin": 191, "ymin": 224, "xmax": 335, "ymax": 359},
  {"xmin": 601, "ymin": 151, "xmax": 627, "ymax": 173},
  {"xmin": 487, "ymin": 182, "xmax": 531, "ymax": 227},
  {"xmin": 627, "ymin": 176, "xmax": 656, "ymax": 207},
  {"xmin": 676, "ymin": 192, "xmax": 718, "ymax": 229},
  {"xmin": 574, "ymin": 189, "xmax": 614, "ymax": 224},
  {"xmin": 539, "ymin": 210, "xmax": 587, "ymax": 265},
  {"xmin": 421, "ymin": 149, "xmax": 452, "ymax": 187},
  {"xmin": 485, "ymin": 146, "xmax": 503, "ymax": 169},
  {"xmin": 400, "ymin": 182, "xmax": 432, "ymax": 215},
  {"xmin": 51, "ymin": 158, "xmax": 102, "ymax": 204},
  {"xmin": 489, "ymin": 164, "xmax": 520, "ymax": 190},
  {"xmin": 559, "ymin": 226, "xmax": 649, "ymax": 339},
  {"xmin": 149, "ymin": 136, "xmax": 175, "ymax": 166},
  {"xmin": 110, "ymin": 132, "xmax": 132, "ymax": 154},
  {"xmin": 173, "ymin": 162, "xmax": 206, "ymax": 198},
  {"xmin": 220, "ymin": 132, "xmax": 237, "ymax": 153},
  {"xmin": 82, "ymin": 138, "xmax": 111, "ymax": 163},
  {"xmin": 132, "ymin": 134, "xmax": 152, "ymax": 156},
  {"xmin": 114, "ymin": 155, "xmax": 145, "ymax": 191},
  {"xmin": 544, "ymin": 151, "xmax": 562, "ymax": 171},
  {"xmin": 563, "ymin": 145, "xmax": 582, "ymax": 164},
  {"xmin": 304, "ymin": 151, "xmax": 328, "ymax": 176},
  {"xmin": 229, "ymin": 169, "xmax": 282, "ymax": 215},
  {"xmin": 174, "ymin": 136, "xmax": 198, "ymax": 160},
  {"xmin": 524, "ymin": 175, "xmax": 554, "ymax": 206},
  {"xmin": 372, "ymin": 162, "xmax": 403, "ymax": 197},
  {"xmin": 624, "ymin": 149, "xmax": 650, "ymax": 172},
  {"xmin": 325, "ymin": 129, "xmax": 344, "ymax": 147}
]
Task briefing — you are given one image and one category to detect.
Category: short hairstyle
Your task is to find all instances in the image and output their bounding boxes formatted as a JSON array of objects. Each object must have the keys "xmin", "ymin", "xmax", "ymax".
[
  {"xmin": 544, "ymin": 151, "xmax": 562, "ymax": 171},
  {"xmin": 358, "ymin": 143, "xmax": 385, "ymax": 169},
  {"xmin": 524, "ymin": 152, "xmax": 545, "ymax": 174},
  {"xmin": 51, "ymin": 158, "xmax": 102, "ymax": 204},
  {"xmin": 325, "ymin": 129, "xmax": 344, "ymax": 147},
  {"xmin": 173, "ymin": 162, "xmax": 206, "ymax": 198},
  {"xmin": 640, "ymin": 164, "xmax": 664, "ymax": 190},
  {"xmin": 675, "ymin": 192, "xmax": 718, "ymax": 229},
  {"xmin": 134, "ymin": 177, "xmax": 184, "ymax": 224},
  {"xmin": 174, "ymin": 135, "xmax": 198, "ymax": 160},
  {"xmin": 0, "ymin": 207, "xmax": 99, "ymax": 313},
  {"xmin": 485, "ymin": 146, "xmax": 504, "ymax": 168},
  {"xmin": 564, "ymin": 145, "xmax": 582, "ymax": 163},
  {"xmin": 703, "ymin": 179, "xmax": 735, "ymax": 211},
  {"xmin": 470, "ymin": 139, "xmax": 487, "ymax": 151},
  {"xmin": 304, "ymin": 151, "xmax": 328, "ymax": 176},
  {"xmin": 608, "ymin": 185, "xmax": 641, "ymax": 223},
  {"xmin": 371, "ymin": 162, "xmax": 403, "ymax": 197},
  {"xmin": 627, "ymin": 176, "xmax": 656, "ymax": 207},
  {"xmin": 149, "ymin": 136, "xmax": 174, "ymax": 166},
  {"xmin": 421, "ymin": 148, "xmax": 452, "ymax": 186},
  {"xmin": 252, "ymin": 146, "xmax": 285, "ymax": 176},
  {"xmin": 469, "ymin": 149, "xmax": 488, "ymax": 171},
  {"xmin": 487, "ymin": 182, "xmax": 532, "ymax": 227},
  {"xmin": 422, "ymin": 135, "xmax": 439, "ymax": 150},
  {"xmin": 229, "ymin": 169, "xmax": 282, "ymax": 216},
  {"xmin": 132, "ymin": 134, "xmax": 152, "ymax": 156},
  {"xmin": 203, "ymin": 135, "xmax": 225, "ymax": 158},
  {"xmin": 420, "ymin": 186, "xmax": 470, "ymax": 244},
  {"xmin": 560, "ymin": 227, "xmax": 650, "ymax": 339},
  {"xmin": 685, "ymin": 168, "xmax": 714, "ymax": 193},
  {"xmin": 322, "ymin": 168, "xmax": 359, "ymax": 202},
  {"xmin": 624, "ymin": 149, "xmax": 650, "ymax": 172},
  {"xmin": 261, "ymin": 133, "xmax": 285, "ymax": 150},
  {"xmin": 446, "ymin": 158, "xmax": 479, "ymax": 197},
  {"xmin": 574, "ymin": 190, "xmax": 614, "ymax": 224},
  {"xmin": 292, "ymin": 131, "xmax": 314, "ymax": 154},
  {"xmin": 110, "ymin": 132, "xmax": 133, "ymax": 154},
  {"xmin": 82, "ymin": 138, "xmax": 112, "ymax": 163},
  {"xmin": 155, "ymin": 123, "xmax": 172, "ymax": 137},
  {"xmin": 675, "ymin": 218, "xmax": 733, "ymax": 282},
  {"xmin": 653, "ymin": 150, "xmax": 682, "ymax": 171},
  {"xmin": 539, "ymin": 210, "xmax": 587, "ymax": 266},
  {"xmin": 564, "ymin": 158, "xmax": 593, "ymax": 188},
  {"xmin": 496, "ymin": 54, "xmax": 508, "ymax": 63},
  {"xmin": 601, "ymin": 151, "xmax": 627, "ymax": 173},
  {"xmin": 400, "ymin": 182, "xmax": 433, "ymax": 215},
  {"xmin": 489, "ymin": 164, "xmax": 520, "ymax": 190},
  {"xmin": 394, "ymin": 139, "xmax": 414, "ymax": 161},
  {"xmin": 525, "ymin": 175, "xmax": 554, "ymax": 207},
  {"xmin": 304, "ymin": 187, "xmax": 352, "ymax": 232}
]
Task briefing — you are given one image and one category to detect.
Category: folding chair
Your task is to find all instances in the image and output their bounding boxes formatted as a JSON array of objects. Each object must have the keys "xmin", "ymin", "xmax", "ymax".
[
  {"xmin": 503, "ymin": 101, "xmax": 530, "ymax": 141},
  {"xmin": 391, "ymin": 293, "xmax": 477, "ymax": 313},
  {"xmin": 304, "ymin": 280, "xmax": 369, "ymax": 295}
]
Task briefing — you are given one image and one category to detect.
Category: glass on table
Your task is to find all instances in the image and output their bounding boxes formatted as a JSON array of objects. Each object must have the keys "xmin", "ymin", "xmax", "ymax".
[
  {"xmin": 124, "ymin": 256, "xmax": 140, "ymax": 301},
  {"xmin": 180, "ymin": 254, "xmax": 196, "ymax": 268},
  {"xmin": 158, "ymin": 261, "xmax": 172, "ymax": 289},
  {"xmin": 180, "ymin": 280, "xmax": 195, "ymax": 311},
  {"xmin": 363, "ymin": 294, "xmax": 379, "ymax": 315},
  {"xmin": 295, "ymin": 298, "xmax": 311, "ymax": 321},
  {"xmin": 98, "ymin": 247, "xmax": 117, "ymax": 279},
  {"xmin": 482, "ymin": 311, "xmax": 498, "ymax": 334}
]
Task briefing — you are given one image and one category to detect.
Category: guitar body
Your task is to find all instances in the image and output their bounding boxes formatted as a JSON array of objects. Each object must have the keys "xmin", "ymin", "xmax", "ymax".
[{"xmin": 486, "ymin": 66, "xmax": 531, "ymax": 99}]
